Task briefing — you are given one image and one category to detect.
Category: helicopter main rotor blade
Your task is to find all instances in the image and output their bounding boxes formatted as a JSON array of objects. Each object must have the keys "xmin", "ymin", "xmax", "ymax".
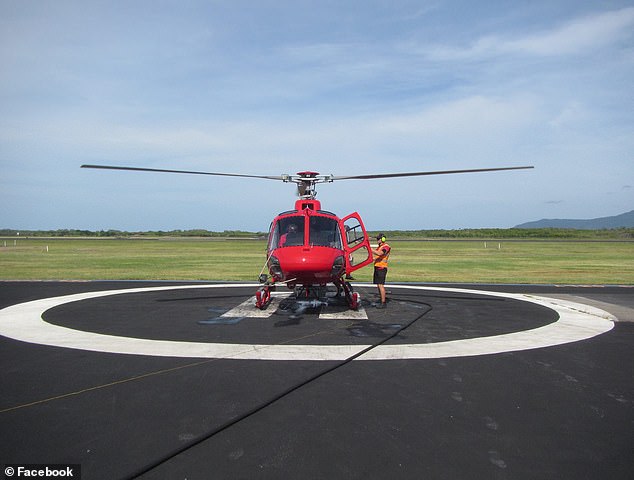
[
  {"xmin": 331, "ymin": 165, "xmax": 533, "ymax": 181},
  {"xmin": 81, "ymin": 164, "xmax": 534, "ymax": 187},
  {"xmin": 81, "ymin": 164, "xmax": 284, "ymax": 181}
]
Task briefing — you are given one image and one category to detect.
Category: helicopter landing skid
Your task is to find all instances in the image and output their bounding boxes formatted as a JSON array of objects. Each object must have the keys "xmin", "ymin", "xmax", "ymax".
[
  {"xmin": 255, "ymin": 281, "xmax": 360, "ymax": 312},
  {"xmin": 255, "ymin": 284, "xmax": 274, "ymax": 309},
  {"xmin": 344, "ymin": 281, "xmax": 360, "ymax": 310},
  {"xmin": 334, "ymin": 279, "xmax": 360, "ymax": 311}
]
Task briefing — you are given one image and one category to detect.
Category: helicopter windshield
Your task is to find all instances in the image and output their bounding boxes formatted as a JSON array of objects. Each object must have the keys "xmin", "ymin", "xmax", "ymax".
[
  {"xmin": 309, "ymin": 216, "xmax": 343, "ymax": 249},
  {"xmin": 270, "ymin": 217, "xmax": 305, "ymax": 248}
]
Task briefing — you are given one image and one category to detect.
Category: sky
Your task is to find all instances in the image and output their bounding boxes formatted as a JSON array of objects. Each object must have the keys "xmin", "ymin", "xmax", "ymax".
[{"xmin": 1, "ymin": 0, "xmax": 633, "ymax": 232}]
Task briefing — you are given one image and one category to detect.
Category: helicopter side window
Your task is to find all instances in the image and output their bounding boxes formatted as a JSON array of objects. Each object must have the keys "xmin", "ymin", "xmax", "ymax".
[
  {"xmin": 343, "ymin": 218, "xmax": 365, "ymax": 247},
  {"xmin": 309, "ymin": 216, "xmax": 342, "ymax": 249},
  {"xmin": 273, "ymin": 217, "xmax": 305, "ymax": 248}
]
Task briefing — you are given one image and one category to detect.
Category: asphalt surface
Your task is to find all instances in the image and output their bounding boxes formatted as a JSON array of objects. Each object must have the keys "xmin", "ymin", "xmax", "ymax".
[{"xmin": 0, "ymin": 281, "xmax": 632, "ymax": 480}]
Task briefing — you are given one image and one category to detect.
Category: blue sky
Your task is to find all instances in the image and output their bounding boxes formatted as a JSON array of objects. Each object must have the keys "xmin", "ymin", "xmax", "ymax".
[{"xmin": 1, "ymin": 0, "xmax": 633, "ymax": 231}]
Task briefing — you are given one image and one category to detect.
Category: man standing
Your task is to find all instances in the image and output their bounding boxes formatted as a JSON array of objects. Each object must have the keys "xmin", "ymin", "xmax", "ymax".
[{"xmin": 371, "ymin": 233, "xmax": 391, "ymax": 308}]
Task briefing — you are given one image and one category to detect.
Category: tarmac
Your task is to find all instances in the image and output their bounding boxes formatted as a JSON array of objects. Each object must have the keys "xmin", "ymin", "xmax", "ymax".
[{"xmin": 0, "ymin": 281, "xmax": 632, "ymax": 479}]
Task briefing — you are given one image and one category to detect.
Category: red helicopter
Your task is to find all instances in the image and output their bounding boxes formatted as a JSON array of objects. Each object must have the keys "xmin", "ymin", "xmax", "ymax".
[{"xmin": 81, "ymin": 164, "xmax": 533, "ymax": 310}]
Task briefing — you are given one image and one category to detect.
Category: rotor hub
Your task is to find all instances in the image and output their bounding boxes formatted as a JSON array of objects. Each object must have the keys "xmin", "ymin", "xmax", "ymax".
[{"xmin": 282, "ymin": 171, "xmax": 334, "ymax": 199}]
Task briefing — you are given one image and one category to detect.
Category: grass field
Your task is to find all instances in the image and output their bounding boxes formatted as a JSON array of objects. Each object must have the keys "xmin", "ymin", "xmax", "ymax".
[{"xmin": 1, "ymin": 237, "xmax": 633, "ymax": 284}]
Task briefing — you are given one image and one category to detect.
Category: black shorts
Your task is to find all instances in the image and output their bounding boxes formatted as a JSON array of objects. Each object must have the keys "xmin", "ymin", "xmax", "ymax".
[{"xmin": 373, "ymin": 267, "xmax": 387, "ymax": 284}]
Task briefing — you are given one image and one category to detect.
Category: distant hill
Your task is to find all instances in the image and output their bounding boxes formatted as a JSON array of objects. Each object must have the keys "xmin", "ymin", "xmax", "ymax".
[{"xmin": 515, "ymin": 210, "xmax": 634, "ymax": 229}]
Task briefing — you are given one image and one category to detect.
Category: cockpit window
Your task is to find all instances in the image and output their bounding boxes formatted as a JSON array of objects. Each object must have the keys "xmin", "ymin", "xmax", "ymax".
[
  {"xmin": 309, "ymin": 216, "xmax": 342, "ymax": 249},
  {"xmin": 270, "ymin": 217, "xmax": 305, "ymax": 248}
]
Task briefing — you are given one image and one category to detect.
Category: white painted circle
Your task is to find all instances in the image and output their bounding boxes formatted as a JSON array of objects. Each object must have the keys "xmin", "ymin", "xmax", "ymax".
[{"xmin": 0, "ymin": 283, "xmax": 615, "ymax": 360}]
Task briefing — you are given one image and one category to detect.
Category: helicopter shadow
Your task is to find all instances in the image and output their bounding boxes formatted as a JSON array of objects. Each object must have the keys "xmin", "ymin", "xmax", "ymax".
[
  {"xmin": 272, "ymin": 297, "xmax": 320, "ymax": 327},
  {"xmin": 197, "ymin": 307, "xmax": 246, "ymax": 325},
  {"xmin": 347, "ymin": 321, "xmax": 405, "ymax": 339}
]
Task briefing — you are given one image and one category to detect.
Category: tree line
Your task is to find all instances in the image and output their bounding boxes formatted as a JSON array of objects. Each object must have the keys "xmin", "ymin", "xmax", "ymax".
[
  {"xmin": 0, "ymin": 229, "xmax": 266, "ymax": 238},
  {"xmin": 1, "ymin": 228, "xmax": 632, "ymax": 239}
]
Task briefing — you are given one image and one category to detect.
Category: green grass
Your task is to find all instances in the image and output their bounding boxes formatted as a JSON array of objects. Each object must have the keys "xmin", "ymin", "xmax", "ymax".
[
  {"xmin": 0, "ymin": 238, "xmax": 264, "ymax": 281},
  {"xmin": 1, "ymin": 237, "xmax": 633, "ymax": 284},
  {"xmin": 379, "ymin": 240, "xmax": 634, "ymax": 284}
]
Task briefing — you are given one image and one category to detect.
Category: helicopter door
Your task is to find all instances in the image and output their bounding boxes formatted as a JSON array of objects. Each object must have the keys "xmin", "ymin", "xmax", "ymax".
[{"xmin": 340, "ymin": 213, "xmax": 373, "ymax": 272}]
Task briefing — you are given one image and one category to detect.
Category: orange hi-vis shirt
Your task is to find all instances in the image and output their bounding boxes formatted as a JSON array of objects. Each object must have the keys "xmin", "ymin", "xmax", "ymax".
[{"xmin": 374, "ymin": 242, "xmax": 391, "ymax": 269}]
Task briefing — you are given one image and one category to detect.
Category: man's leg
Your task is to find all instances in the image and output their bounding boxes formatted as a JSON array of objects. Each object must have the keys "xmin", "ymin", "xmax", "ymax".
[
  {"xmin": 378, "ymin": 283, "xmax": 386, "ymax": 303},
  {"xmin": 373, "ymin": 267, "xmax": 387, "ymax": 308}
]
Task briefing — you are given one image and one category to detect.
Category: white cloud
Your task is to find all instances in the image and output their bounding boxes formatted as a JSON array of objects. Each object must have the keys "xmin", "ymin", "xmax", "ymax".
[
  {"xmin": 547, "ymin": 101, "xmax": 590, "ymax": 128},
  {"xmin": 421, "ymin": 7, "xmax": 634, "ymax": 60},
  {"xmin": 375, "ymin": 95, "xmax": 539, "ymax": 136},
  {"xmin": 505, "ymin": 7, "xmax": 634, "ymax": 56}
]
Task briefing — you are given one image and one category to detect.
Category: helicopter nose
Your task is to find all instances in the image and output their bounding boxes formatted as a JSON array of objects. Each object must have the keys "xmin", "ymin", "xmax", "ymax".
[{"xmin": 272, "ymin": 247, "xmax": 342, "ymax": 283}]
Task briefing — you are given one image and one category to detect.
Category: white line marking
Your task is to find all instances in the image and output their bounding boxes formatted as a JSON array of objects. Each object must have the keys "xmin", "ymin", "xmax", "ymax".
[
  {"xmin": 220, "ymin": 294, "xmax": 287, "ymax": 318},
  {"xmin": 0, "ymin": 284, "xmax": 615, "ymax": 360},
  {"xmin": 359, "ymin": 286, "xmax": 616, "ymax": 360},
  {"xmin": 319, "ymin": 308, "xmax": 368, "ymax": 320}
]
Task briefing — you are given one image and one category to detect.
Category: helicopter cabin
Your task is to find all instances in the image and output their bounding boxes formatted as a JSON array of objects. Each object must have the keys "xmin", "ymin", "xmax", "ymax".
[
  {"xmin": 264, "ymin": 198, "xmax": 373, "ymax": 286},
  {"xmin": 268, "ymin": 199, "xmax": 343, "ymax": 250}
]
